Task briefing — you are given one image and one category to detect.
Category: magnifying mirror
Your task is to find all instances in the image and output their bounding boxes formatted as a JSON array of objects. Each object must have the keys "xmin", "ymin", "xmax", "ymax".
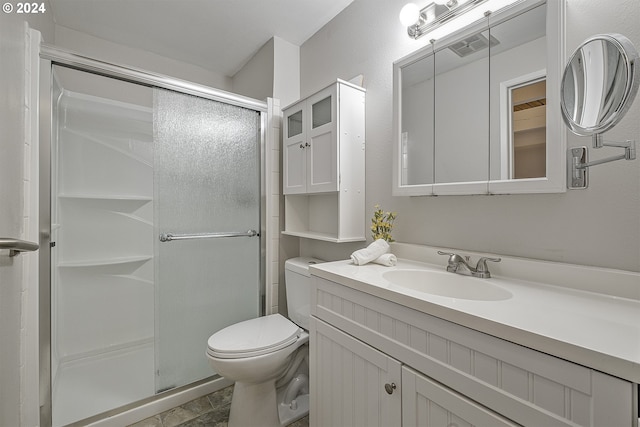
[
  {"xmin": 561, "ymin": 33, "xmax": 639, "ymax": 136},
  {"xmin": 561, "ymin": 33, "xmax": 639, "ymax": 189}
]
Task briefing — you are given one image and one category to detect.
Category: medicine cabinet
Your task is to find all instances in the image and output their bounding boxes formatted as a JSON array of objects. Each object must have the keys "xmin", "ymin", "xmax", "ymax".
[
  {"xmin": 392, "ymin": 0, "xmax": 566, "ymax": 196},
  {"xmin": 282, "ymin": 80, "xmax": 366, "ymax": 242}
]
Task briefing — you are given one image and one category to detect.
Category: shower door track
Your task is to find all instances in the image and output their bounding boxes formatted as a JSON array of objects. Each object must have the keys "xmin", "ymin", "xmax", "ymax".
[
  {"xmin": 38, "ymin": 44, "xmax": 268, "ymax": 427},
  {"xmin": 39, "ymin": 44, "xmax": 267, "ymax": 112}
]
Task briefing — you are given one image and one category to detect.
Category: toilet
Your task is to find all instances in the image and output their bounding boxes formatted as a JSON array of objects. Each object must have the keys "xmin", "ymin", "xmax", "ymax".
[{"xmin": 206, "ymin": 257, "xmax": 322, "ymax": 427}]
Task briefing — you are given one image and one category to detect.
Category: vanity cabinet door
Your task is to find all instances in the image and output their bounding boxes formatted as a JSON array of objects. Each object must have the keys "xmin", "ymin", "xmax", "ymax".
[
  {"xmin": 402, "ymin": 366, "xmax": 519, "ymax": 427},
  {"xmin": 310, "ymin": 317, "xmax": 402, "ymax": 427}
]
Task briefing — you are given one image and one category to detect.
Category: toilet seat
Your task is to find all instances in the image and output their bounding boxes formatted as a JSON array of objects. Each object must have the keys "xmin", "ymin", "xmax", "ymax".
[{"xmin": 207, "ymin": 314, "xmax": 302, "ymax": 359}]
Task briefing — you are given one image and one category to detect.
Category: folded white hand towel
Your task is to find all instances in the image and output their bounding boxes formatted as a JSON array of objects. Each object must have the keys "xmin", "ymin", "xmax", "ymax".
[
  {"xmin": 350, "ymin": 239, "xmax": 390, "ymax": 265},
  {"xmin": 372, "ymin": 253, "xmax": 397, "ymax": 267}
]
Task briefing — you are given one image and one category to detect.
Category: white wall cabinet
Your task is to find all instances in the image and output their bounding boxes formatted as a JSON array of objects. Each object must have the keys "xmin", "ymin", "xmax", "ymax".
[
  {"xmin": 310, "ymin": 276, "xmax": 637, "ymax": 427},
  {"xmin": 282, "ymin": 80, "xmax": 365, "ymax": 242},
  {"xmin": 284, "ymin": 85, "xmax": 338, "ymax": 194}
]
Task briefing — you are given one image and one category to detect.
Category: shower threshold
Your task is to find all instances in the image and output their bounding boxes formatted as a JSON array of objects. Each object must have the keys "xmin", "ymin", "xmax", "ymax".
[{"xmin": 53, "ymin": 341, "xmax": 154, "ymax": 426}]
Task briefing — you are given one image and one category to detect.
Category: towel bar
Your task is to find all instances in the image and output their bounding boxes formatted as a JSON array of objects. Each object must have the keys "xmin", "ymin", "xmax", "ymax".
[{"xmin": 159, "ymin": 230, "xmax": 258, "ymax": 242}]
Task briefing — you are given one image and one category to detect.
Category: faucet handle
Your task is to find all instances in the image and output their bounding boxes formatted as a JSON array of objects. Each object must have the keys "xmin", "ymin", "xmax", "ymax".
[
  {"xmin": 475, "ymin": 257, "xmax": 501, "ymax": 278},
  {"xmin": 437, "ymin": 251, "xmax": 461, "ymax": 263},
  {"xmin": 437, "ymin": 251, "xmax": 467, "ymax": 269}
]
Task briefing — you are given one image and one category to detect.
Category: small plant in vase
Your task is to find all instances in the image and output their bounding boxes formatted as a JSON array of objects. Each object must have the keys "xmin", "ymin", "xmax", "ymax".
[{"xmin": 371, "ymin": 205, "xmax": 397, "ymax": 242}]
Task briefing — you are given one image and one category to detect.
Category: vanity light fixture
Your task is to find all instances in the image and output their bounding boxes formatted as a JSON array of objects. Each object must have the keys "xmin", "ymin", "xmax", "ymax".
[{"xmin": 400, "ymin": 0, "xmax": 519, "ymax": 41}]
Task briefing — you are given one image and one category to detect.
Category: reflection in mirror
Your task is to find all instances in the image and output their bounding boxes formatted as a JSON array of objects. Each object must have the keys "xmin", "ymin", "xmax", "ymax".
[
  {"xmin": 435, "ymin": 30, "xmax": 491, "ymax": 184},
  {"xmin": 401, "ymin": 55, "xmax": 435, "ymax": 185},
  {"xmin": 561, "ymin": 34, "xmax": 639, "ymax": 136},
  {"xmin": 511, "ymin": 78, "xmax": 546, "ymax": 178},
  {"xmin": 490, "ymin": 4, "xmax": 547, "ymax": 180}
]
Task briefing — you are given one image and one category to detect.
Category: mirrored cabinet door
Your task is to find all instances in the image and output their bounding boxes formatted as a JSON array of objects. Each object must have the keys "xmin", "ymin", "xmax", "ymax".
[
  {"xmin": 489, "ymin": 3, "xmax": 547, "ymax": 182},
  {"xmin": 487, "ymin": 0, "xmax": 565, "ymax": 194},
  {"xmin": 434, "ymin": 29, "xmax": 490, "ymax": 193},
  {"xmin": 401, "ymin": 54, "xmax": 435, "ymax": 187}
]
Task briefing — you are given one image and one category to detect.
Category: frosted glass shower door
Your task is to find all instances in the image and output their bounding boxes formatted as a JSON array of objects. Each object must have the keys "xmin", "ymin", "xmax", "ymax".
[{"xmin": 154, "ymin": 89, "xmax": 261, "ymax": 391}]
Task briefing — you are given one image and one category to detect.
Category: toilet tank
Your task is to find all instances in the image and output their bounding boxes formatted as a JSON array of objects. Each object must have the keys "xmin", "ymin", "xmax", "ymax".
[{"xmin": 285, "ymin": 257, "xmax": 323, "ymax": 331}]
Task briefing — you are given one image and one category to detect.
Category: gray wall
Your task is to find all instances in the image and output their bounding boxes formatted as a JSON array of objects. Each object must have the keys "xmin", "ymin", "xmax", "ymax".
[
  {"xmin": 299, "ymin": 0, "xmax": 640, "ymax": 272},
  {"xmin": 232, "ymin": 37, "xmax": 275, "ymax": 101}
]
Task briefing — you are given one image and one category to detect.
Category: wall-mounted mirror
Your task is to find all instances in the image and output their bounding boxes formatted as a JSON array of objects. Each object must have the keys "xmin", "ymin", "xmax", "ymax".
[
  {"xmin": 561, "ymin": 34, "xmax": 640, "ymax": 136},
  {"xmin": 561, "ymin": 33, "xmax": 639, "ymax": 189},
  {"xmin": 393, "ymin": 0, "xmax": 566, "ymax": 196}
]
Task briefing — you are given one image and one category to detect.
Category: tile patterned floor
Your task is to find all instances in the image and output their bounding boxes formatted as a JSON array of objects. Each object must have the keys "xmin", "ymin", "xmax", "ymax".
[{"xmin": 128, "ymin": 385, "xmax": 309, "ymax": 427}]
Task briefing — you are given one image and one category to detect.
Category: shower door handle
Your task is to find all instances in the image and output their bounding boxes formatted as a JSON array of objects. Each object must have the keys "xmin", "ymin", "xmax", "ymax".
[
  {"xmin": 0, "ymin": 238, "xmax": 39, "ymax": 257},
  {"xmin": 159, "ymin": 230, "xmax": 259, "ymax": 242}
]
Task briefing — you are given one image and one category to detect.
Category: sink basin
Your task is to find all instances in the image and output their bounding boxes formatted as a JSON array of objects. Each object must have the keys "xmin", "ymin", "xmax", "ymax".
[{"xmin": 382, "ymin": 269, "xmax": 512, "ymax": 301}]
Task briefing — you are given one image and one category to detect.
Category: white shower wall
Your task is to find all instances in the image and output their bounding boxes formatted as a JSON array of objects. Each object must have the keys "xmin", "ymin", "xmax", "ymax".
[{"xmin": 51, "ymin": 83, "xmax": 155, "ymax": 425}]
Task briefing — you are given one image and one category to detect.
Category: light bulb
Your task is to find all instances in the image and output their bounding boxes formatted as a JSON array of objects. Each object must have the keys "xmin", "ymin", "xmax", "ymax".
[{"xmin": 399, "ymin": 3, "xmax": 420, "ymax": 26}]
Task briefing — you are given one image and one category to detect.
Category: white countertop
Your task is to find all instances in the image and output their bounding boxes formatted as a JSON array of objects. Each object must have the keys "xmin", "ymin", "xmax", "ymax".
[{"xmin": 310, "ymin": 257, "xmax": 640, "ymax": 383}]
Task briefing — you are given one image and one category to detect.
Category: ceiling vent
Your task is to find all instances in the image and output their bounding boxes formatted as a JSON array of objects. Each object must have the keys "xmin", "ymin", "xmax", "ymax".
[{"xmin": 449, "ymin": 33, "xmax": 500, "ymax": 57}]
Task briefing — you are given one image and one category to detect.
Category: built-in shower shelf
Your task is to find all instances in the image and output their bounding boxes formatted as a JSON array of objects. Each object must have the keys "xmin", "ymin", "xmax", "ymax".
[
  {"xmin": 61, "ymin": 127, "xmax": 153, "ymax": 167},
  {"xmin": 58, "ymin": 255, "xmax": 152, "ymax": 268}
]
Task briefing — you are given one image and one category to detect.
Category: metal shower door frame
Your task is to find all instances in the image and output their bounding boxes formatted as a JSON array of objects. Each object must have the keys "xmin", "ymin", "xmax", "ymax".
[{"xmin": 38, "ymin": 44, "xmax": 268, "ymax": 427}]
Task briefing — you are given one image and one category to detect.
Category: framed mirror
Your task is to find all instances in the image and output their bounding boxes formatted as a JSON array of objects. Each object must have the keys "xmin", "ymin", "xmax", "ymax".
[
  {"xmin": 393, "ymin": 0, "xmax": 566, "ymax": 196},
  {"xmin": 561, "ymin": 34, "xmax": 640, "ymax": 137}
]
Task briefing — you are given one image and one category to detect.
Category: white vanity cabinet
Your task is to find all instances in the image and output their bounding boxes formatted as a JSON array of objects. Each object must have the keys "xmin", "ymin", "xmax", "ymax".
[
  {"xmin": 311, "ymin": 317, "xmax": 401, "ymax": 426},
  {"xmin": 310, "ymin": 275, "xmax": 636, "ymax": 427},
  {"xmin": 282, "ymin": 80, "xmax": 366, "ymax": 242}
]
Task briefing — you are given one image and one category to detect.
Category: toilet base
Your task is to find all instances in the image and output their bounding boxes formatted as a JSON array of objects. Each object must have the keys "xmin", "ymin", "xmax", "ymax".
[
  {"xmin": 228, "ymin": 380, "xmax": 279, "ymax": 427},
  {"xmin": 277, "ymin": 390, "xmax": 309, "ymax": 426}
]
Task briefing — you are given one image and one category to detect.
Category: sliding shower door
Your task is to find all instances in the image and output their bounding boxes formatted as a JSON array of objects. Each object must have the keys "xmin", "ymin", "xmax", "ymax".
[
  {"xmin": 47, "ymin": 62, "xmax": 263, "ymax": 426},
  {"xmin": 154, "ymin": 89, "xmax": 261, "ymax": 391}
]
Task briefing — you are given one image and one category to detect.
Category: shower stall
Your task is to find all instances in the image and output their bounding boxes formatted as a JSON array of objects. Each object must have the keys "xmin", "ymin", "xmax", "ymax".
[{"xmin": 39, "ymin": 47, "xmax": 268, "ymax": 426}]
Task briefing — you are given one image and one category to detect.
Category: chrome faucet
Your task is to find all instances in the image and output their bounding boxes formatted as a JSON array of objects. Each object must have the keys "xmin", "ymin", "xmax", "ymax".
[{"xmin": 437, "ymin": 251, "xmax": 501, "ymax": 279}]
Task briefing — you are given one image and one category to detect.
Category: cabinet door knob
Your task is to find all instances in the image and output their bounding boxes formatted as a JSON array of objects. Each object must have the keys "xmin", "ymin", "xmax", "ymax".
[
  {"xmin": 305, "ymin": 142, "xmax": 311, "ymax": 147},
  {"xmin": 300, "ymin": 144, "xmax": 305, "ymax": 149},
  {"xmin": 384, "ymin": 382, "xmax": 396, "ymax": 395}
]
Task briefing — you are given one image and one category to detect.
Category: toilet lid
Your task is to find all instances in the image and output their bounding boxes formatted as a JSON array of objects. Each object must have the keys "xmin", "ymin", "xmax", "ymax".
[{"xmin": 207, "ymin": 314, "xmax": 302, "ymax": 359}]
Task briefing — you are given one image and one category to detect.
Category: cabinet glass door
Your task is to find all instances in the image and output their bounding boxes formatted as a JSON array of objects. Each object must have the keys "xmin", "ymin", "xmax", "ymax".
[
  {"xmin": 288, "ymin": 110, "xmax": 303, "ymax": 137},
  {"xmin": 284, "ymin": 105, "xmax": 307, "ymax": 194},
  {"xmin": 312, "ymin": 96, "xmax": 332, "ymax": 128},
  {"xmin": 308, "ymin": 88, "xmax": 338, "ymax": 193}
]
